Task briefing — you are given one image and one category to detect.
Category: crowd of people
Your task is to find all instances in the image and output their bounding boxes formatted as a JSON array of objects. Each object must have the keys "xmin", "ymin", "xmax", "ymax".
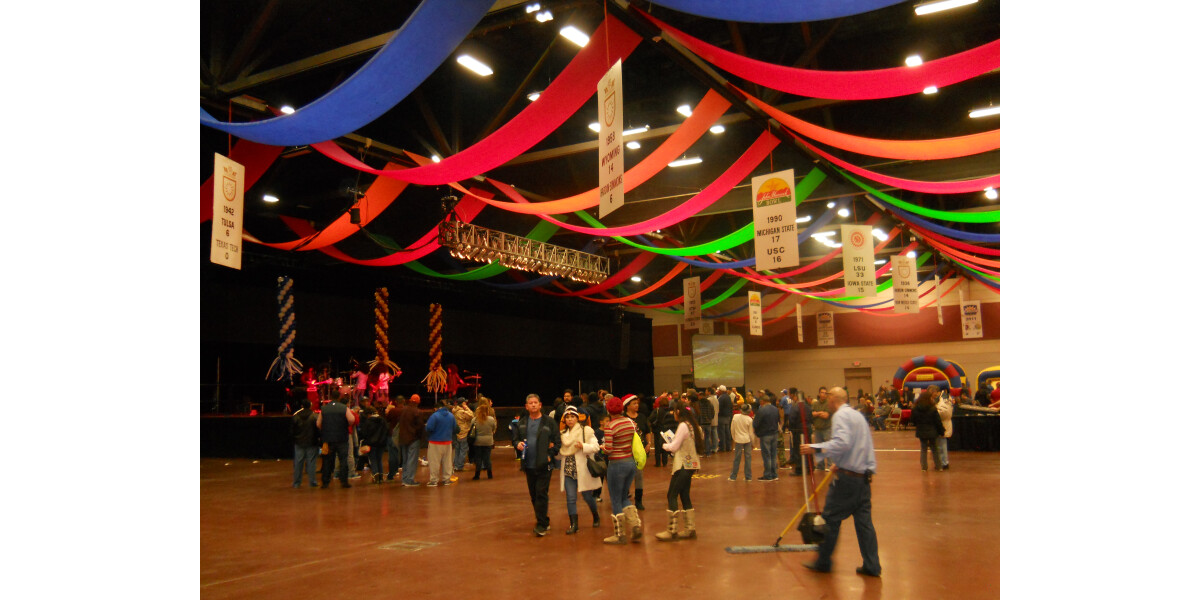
[{"xmin": 287, "ymin": 377, "xmax": 1001, "ymax": 576}]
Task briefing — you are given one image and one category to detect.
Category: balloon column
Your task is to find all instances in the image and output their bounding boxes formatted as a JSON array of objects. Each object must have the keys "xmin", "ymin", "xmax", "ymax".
[
  {"xmin": 368, "ymin": 287, "xmax": 401, "ymax": 375},
  {"xmin": 423, "ymin": 303, "xmax": 447, "ymax": 394},
  {"xmin": 265, "ymin": 276, "xmax": 303, "ymax": 381}
]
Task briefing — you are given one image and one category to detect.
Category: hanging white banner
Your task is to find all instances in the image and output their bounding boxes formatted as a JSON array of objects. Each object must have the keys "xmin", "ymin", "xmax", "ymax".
[
  {"xmin": 598, "ymin": 59, "xmax": 624, "ymax": 219},
  {"xmin": 795, "ymin": 304, "xmax": 804, "ymax": 342},
  {"xmin": 961, "ymin": 300, "xmax": 983, "ymax": 338},
  {"xmin": 748, "ymin": 291, "xmax": 763, "ymax": 336},
  {"xmin": 890, "ymin": 255, "xmax": 920, "ymax": 314},
  {"xmin": 751, "ymin": 169, "xmax": 800, "ymax": 271},
  {"xmin": 683, "ymin": 276, "xmax": 702, "ymax": 330},
  {"xmin": 935, "ymin": 274, "xmax": 944, "ymax": 325},
  {"xmin": 840, "ymin": 224, "xmax": 877, "ymax": 297},
  {"xmin": 210, "ymin": 153, "xmax": 245, "ymax": 270},
  {"xmin": 816, "ymin": 311, "xmax": 835, "ymax": 347}
]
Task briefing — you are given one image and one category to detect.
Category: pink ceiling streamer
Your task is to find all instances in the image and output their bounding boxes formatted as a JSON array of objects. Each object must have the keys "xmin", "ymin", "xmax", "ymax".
[
  {"xmin": 640, "ymin": 7, "xmax": 1000, "ymax": 100},
  {"xmin": 487, "ymin": 130, "xmax": 779, "ymax": 235}
]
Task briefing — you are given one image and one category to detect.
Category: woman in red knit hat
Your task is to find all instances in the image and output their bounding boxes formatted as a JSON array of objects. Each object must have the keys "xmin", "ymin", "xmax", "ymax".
[{"xmin": 602, "ymin": 394, "xmax": 642, "ymax": 545}]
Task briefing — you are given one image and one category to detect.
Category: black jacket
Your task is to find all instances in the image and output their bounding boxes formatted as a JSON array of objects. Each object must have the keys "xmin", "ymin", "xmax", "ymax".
[
  {"xmin": 360, "ymin": 414, "xmax": 389, "ymax": 447},
  {"xmin": 290, "ymin": 407, "xmax": 320, "ymax": 447},
  {"xmin": 514, "ymin": 413, "xmax": 561, "ymax": 470},
  {"xmin": 910, "ymin": 403, "xmax": 943, "ymax": 440},
  {"xmin": 717, "ymin": 394, "xmax": 733, "ymax": 419}
]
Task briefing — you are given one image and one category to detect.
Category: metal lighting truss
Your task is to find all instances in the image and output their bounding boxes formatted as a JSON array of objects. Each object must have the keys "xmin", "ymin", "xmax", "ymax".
[{"xmin": 438, "ymin": 219, "xmax": 610, "ymax": 284}]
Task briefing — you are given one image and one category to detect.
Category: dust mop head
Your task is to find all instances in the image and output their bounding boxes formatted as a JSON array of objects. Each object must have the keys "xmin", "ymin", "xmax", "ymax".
[{"xmin": 725, "ymin": 544, "xmax": 820, "ymax": 554}]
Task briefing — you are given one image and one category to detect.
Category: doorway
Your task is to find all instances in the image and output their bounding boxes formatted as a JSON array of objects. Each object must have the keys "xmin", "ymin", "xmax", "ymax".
[{"xmin": 843, "ymin": 367, "xmax": 873, "ymax": 406}]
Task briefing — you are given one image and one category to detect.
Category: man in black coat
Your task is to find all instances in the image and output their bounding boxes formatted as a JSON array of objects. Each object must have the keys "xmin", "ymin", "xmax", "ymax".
[
  {"xmin": 514, "ymin": 393, "xmax": 561, "ymax": 536},
  {"xmin": 290, "ymin": 390, "xmax": 321, "ymax": 488},
  {"xmin": 695, "ymin": 389, "xmax": 716, "ymax": 457},
  {"xmin": 717, "ymin": 385, "xmax": 734, "ymax": 452}
]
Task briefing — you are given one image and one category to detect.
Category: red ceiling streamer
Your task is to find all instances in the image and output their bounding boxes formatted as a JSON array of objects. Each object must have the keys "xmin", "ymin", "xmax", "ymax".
[{"xmin": 638, "ymin": 7, "xmax": 999, "ymax": 101}]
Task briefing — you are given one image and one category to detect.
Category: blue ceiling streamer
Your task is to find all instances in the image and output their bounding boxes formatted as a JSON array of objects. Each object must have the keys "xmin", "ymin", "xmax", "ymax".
[
  {"xmin": 646, "ymin": 0, "xmax": 908, "ymax": 23},
  {"xmin": 200, "ymin": 0, "xmax": 495, "ymax": 146}
]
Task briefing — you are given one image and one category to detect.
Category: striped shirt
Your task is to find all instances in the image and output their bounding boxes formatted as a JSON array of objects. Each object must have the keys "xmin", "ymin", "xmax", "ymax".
[{"xmin": 604, "ymin": 416, "xmax": 637, "ymax": 460}]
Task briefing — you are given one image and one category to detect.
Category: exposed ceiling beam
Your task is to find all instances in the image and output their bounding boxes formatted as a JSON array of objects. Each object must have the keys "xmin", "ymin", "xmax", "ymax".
[{"xmin": 219, "ymin": 0, "xmax": 283, "ymax": 85}]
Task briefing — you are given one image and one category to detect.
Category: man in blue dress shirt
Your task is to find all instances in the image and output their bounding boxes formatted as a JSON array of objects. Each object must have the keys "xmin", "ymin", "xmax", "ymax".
[{"xmin": 799, "ymin": 386, "xmax": 882, "ymax": 577}]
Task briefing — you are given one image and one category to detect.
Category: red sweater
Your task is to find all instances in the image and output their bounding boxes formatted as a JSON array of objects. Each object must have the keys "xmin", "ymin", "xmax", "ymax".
[{"xmin": 604, "ymin": 416, "xmax": 637, "ymax": 460}]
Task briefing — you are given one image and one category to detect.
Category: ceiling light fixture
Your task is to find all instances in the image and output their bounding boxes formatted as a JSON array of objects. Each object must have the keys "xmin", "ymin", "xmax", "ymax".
[
  {"xmin": 622, "ymin": 125, "xmax": 649, "ymax": 135},
  {"xmin": 984, "ymin": 187, "xmax": 998, "ymax": 200},
  {"xmin": 559, "ymin": 26, "xmax": 589, "ymax": 48},
  {"xmin": 923, "ymin": 86, "xmax": 938, "ymax": 95},
  {"xmin": 631, "ymin": 276, "xmax": 642, "ymax": 282},
  {"xmin": 676, "ymin": 104, "xmax": 692, "ymax": 117},
  {"xmin": 872, "ymin": 228, "xmax": 887, "ymax": 241},
  {"xmin": 626, "ymin": 141, "xmax": 641, "ymax": 150},
  {"xmin": 795, "ymin": 215, "xmax": 812, "ymax": 223},
  {"xmin": 535, "ymin": 10, "xmax": 553, "ymax": 22},
  {"xmin": 525, "ymin": 3, "xmax": 541, "ymax": 13},
  {"xmin": 431, "ymin": 154, "xmax": 442, "ymax": 163},
  {"xmin": 875, "ymin": 259, "xmax": 887, "ymax": 265},
  {"xmin": 905, "ymin": 55, "xmax": 923, "ymax": 67},
  {"xmin": 907, "ymin": 251, "xmax": 917, "ymax": 258},
  {"xmin": 279, "ymin": 106, "xmax": 295, "ymax": 114},
  {"xmin": 969, "ymin": 106, "xmax": 1000, "ymax": 118},
  {"xmin": 709, "ymin": 125, "xmax": 725, "ymax": 134},
  {"xmin": 837, "ymin": 208, "xmax": 851, "ymax": 217},
  {"xmin": 915, "ymin": 0, "xmax": 978, "ymax": 16},
  {"xmin": 263, "ymin": 194, "xmax": 279, "ymax": 203},
  {"xmin": 456, "ymin": 54, "xmax": 493, "ymax": 76},
  {"xmin": 588, "ymin": 122, "xmax": 601, "ymax": 133},
  {"xmin": 668, "ymin": 157, "xmax": 702, "ymax": 167},
  {"xmin": 827, "ymin": 201, "xmax": 836, "ymax": 208},
  {"xmin": 527, "ymin": 91, "xmax": 541, "ymax": 101},
  {"xmin": 812, "ymin": 231, "xmax": 836, "ymax": 238}
]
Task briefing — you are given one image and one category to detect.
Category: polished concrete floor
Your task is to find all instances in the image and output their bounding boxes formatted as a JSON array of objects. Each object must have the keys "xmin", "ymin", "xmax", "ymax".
[{"xmin": 201, "ymin": 430, "xmax": 999, "ymax": 599}]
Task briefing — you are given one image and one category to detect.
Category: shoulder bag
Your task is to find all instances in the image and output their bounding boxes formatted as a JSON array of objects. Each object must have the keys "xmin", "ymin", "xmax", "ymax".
[{"xmin": 631, "ymin": 428, "xmax": 647, "ymax": 470}]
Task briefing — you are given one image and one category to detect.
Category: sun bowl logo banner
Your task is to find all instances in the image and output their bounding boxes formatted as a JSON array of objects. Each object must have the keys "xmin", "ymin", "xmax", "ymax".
[
  {"xmin": 210, "ymin": 153, "xmax": 244, "ymax": 270},
  {"xmin": 751, "ymin": 170, "xmax": 799, "ymax": 271},
  {"xmin": 960, "ymin": 300, "xmax": 983, "ymax": 338},
  {"xmin": 816, "ymin": 311, "xmax": 835, "ymax": 347},
  {"xmin": 748, "ymin": 291, "xmax": 763, "ymax": 336},
  {"xmin": 598, "ymin": 59, "xmax": 624, "ymax": 219},
  {"xmin": 840, "ymin": 224, "xmax": 876, "ymax": 297}
]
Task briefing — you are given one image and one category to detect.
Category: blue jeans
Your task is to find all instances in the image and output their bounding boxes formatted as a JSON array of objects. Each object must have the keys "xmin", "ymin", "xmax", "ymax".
[
  {"xmin": 564, "ymin": 475, "xmax": 598, "ymax": 517},
  {"xmin": 759, "ymin": 433, "xmax": 778, "ymax": 478},
  {"xmin": 321, "ymin": 440, "xmax": 350, "ymax": 485},
  {"xmin": 706, "ymin": 425, "xmax": 718, "ymax": 454},
  {"xmin": 813, "ymin": 429, "xmax": 831, "ymax": 469},
  {"xmin": 936, "ymin": 437, "xmax": 949, "ymax": 467},
  {"xmin": 814, "ymin": 473, "xmax": 881, "ymax": 575},
  {"xmin": 401, "ymin": 439, "xmax": 421, "ymax": 485},
  {"xmin": 387, "ymin": 436, "xmax": 401, "ymax": 479},
  {"xmin": 606, "ymin": 458, "xmax": 636, "ymax": 515},
  {"xmin": 453, "ymin": 437, "xmax": 469, "ymax": 470},
  {"xmin": 293, "ymin": 444, "xmax": 319, "ymax": 487},
  {"xmin": 730, "ymin": 442, "xmax": 752, "ymax": 480},
  {"xmin": 718, "ymin": 418, "xmax": 733, "ymax": 451}
]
